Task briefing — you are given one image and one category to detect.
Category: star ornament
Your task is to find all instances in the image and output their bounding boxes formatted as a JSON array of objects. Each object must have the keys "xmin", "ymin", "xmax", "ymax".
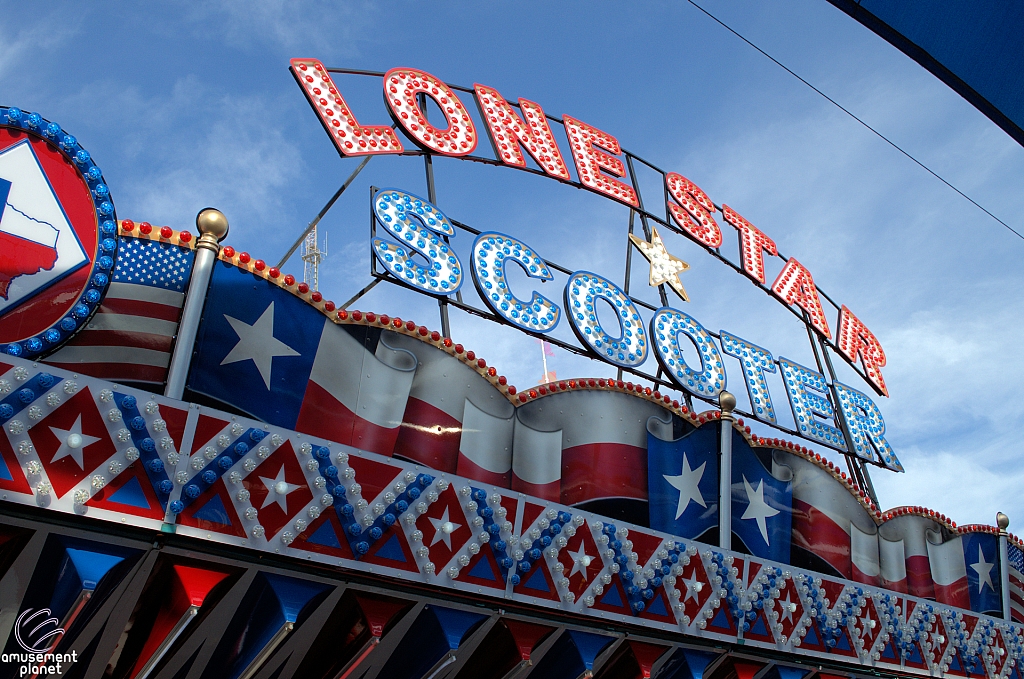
[
  {"xmin": 258, "ymin": 465, "xmax": 302, "ymax": 513},
  {"xmin": 428, "ymin": 507, "xmax": 462, "ymax": 550},
  {"xmin": 49, "ymin": 415, "xmax": 101, "ymax": 469},
  {"xmin": 629, "ymin": 226, "xmax": 690, "ymax": 302}
]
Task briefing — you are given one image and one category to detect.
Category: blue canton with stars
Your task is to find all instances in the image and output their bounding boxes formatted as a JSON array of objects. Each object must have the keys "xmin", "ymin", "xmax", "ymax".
[
  {"xmin": 113, "ymin": 236, "xmax": 194, "ymax": 291},
  {"xmin": 963, "ymin": 532, "xmax": 1003, "ymax": 615}
]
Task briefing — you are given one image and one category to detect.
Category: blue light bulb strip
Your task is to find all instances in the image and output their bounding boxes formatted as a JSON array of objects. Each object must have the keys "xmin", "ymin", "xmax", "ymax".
[
  {"xmin": 564, "ymin": 272, "xmax": 647, "ymax": 368},
  {"xmin": 314, "ymin": 445, "xmax": 435, "ymax": 558},
  {"xmin": 708, "ymin": 551, "xmax": 786, "ymax": 633},
  {"xmin": 372, "ymin": 188, "xmax": 463, "ymax": 295},
  {"xmin": 469, "ymin": 487, "xmax": 514, "ymax": 580},
  {"xmin": 1, "ymin": 107, "xmax": 118, "ymax": 360},
  {"xmin": 0, "ymin": 372, "xmax": 53, "ymax": 426},
  {"xmin": 470, "ymin": 232, "xmax": 559, "ymax": 333},
  {"xmin": 170, "ymin": 425, "xmax": 268, "ymax": 513},
  {"xmin": 599, "ymin": 522, "xmax": 687, "ymax": 616},
  {"xmin": 112, "ymin": 392, "xmax": 170, "ymax": 509},
  {"xmin": 512, "ymin": 510, "xmax": 574, "ymax": 587}
]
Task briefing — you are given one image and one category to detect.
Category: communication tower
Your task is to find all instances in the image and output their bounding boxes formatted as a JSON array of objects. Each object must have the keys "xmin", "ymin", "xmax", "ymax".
[{"xmin": 301, "ymin": 225, "xmax": 327, "ymax": 291}]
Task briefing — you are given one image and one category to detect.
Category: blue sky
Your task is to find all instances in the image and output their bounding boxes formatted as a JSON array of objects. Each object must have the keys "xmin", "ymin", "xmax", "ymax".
[{"xmin": 3, "ymin": 1, "xmax": 1022, "ymax": 526}]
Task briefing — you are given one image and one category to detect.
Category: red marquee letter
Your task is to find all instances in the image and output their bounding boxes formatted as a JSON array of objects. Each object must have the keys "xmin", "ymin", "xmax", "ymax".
[
  {"xmin": 771, "ymin": 258, "xmax": 831, "ymax": 338},
  {"xmin": 384, "ymin": 67, "xmax": 478, "ymax": 156},
  {"xmin": 562, "ymin": 115, "xmax": 639, "ymax": 207},
  {"xmin": 722, "ymin": 205, "xmax": 777, "ymax": 284},
  {"xmin": 665, "ymin": 173, "xmax": 722, "ymax": 248},
  {"xmin": 474, "ymin": 84, "xmax": 570, "ymax": 180},
  {"xmin": 290, "ymin": 59, "xmax": 403, "ymax": 156},
  {"xmin": 837, "ymin": 305, "xmax": 888, "ymax": 396}
]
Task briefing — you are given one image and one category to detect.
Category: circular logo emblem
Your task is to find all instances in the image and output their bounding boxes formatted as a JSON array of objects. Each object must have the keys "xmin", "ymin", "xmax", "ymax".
[{"xmin": 0, "ymin": 106, "xmax": 116, "ymax": 359}]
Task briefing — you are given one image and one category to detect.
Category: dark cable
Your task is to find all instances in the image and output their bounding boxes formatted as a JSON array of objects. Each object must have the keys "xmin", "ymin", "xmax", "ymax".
[{"xmin": 687, "ymin": 0, "xmax": 1024, "ymax": 242}]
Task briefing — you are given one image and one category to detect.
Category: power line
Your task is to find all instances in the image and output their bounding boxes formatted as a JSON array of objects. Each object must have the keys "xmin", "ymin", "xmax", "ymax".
[{"xmin": 687, "ymin": 0, "xmax": 1024, "ymax": 243}]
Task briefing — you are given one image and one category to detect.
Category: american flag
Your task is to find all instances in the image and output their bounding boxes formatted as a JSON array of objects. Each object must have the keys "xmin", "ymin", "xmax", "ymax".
[
  {"xmin": 1009, "ymin": 541, "xmax": 1024, "ymax": 623},
  {"xmin": 43, "ymin": 236, "xmax": 195, "ymax": 387}
]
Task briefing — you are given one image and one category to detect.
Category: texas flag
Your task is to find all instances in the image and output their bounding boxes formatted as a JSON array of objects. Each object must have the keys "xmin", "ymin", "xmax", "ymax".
[
  {"xmin": 961, "ymin": 532, "xmax": 1003, "ymax": 615},
  {"xmin": 730, "ymin": 430, "xmax": 792, "ymax": 563},
  {"xmin": 927, "ymin": 535, "xmax": 971, "ymax": 609},
  {"xmin": 382, "ymin": 331, "xmax": 516, "ymax": 480},
  {"xmin": 647, "ymin": 421, "xmax": 718, "ymax": 544},
  {"xmin": 187, "ymin": 262, "xmax": 415, "ymax": 456},
  {"xmin": 787, "ymin": 453, "xmax": 879, "ymax": 582},
  {"xmin": 513, "ymin": 390, "xmax": 668, "ymax": 524},
  {"xmin": 879, "ymin": 515, "xmax": 937, "ymax": 599}
]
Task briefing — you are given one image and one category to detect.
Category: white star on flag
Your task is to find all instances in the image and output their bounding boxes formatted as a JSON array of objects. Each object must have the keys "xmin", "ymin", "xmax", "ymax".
[
  {"xmin": 568, "ymin": 543, "xmax": 593, "ymax": 581},
  {"xmin": 971, "ymin": 544, "xmax": 995, "ymax": 593},
  {"xmin": 258, "ymin": 465, "xmax": 302, "ymax": 512},
  {"xmin": 221, "ymin": 302, "xmax": 300, "ymax": 390},
  {"xmin": 49, "ymin": 415, "xmax": 101, "ymax": 469},
  {"xmin": 663, "ymin": 453, "xmax": 706, "ymax": 520},
  {"xmin": 740, "ymin": 475, "xmax": 780, "ymax": 546},
  {"xmin": 428, "ymin": 507, "xmax": 461, "ymax": 549}
]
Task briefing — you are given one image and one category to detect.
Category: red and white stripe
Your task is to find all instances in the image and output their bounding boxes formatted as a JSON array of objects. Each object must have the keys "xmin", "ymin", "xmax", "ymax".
[
  {"xmin": 1008, "ymin": 544, "xmax": 1024, "ymax": 623},
  {"xmin": 510, "ymin": 417, "xmax": 562, "ymax": 501},
  {"xmin": 879, "ymin": 534, "xmax": 908, "ymax": 592},
  {"xmin": 386, "ymin": 332, "xmax": 514, "ymax": 473},
  {"xmin": 456, "ymin": 399, "xmax": 515, "ymax": 487},
  {"xmin": 851, "ymin": 524, "xmax": 881, "ymax": 586},
  {"xmin": 927, "ymin": 535, "xmax": 970, "ymax": 609},
  {"xmin": 788, "ymin": 454, "xmax": 875, "ymax": 579},
  {"xmin": 295, "ymin": 325, "xmax": 416, "ymax": 457},
  {"xmin": 879, "ymin": 515, "xmax": 937, "ymax": 599},
  {"xmin": 43, "ymin": 282, "xmax": 183, "ymax": 385},
  {"xmin": 514, "ymin": 391, "xmax": 664, "ymax": 506}
]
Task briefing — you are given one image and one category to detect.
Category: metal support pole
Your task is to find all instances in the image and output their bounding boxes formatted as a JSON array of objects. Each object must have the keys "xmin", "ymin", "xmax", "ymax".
[
  {"xmin": 719, "ymin": 390, "xmax": 736, "ymax": 551},
  {"xmin": 276, "ymin": 155, "xmax": 372, "ymax": 270},
  {"xmin": 999, "ymin": 512, "xmax": 1011, "ymax": 621},
  {"xmin": 418, "ymin": 93, "xmax": 452, "ymax": 339},
  {"xmin": 164, "ymin": 208, "xmax": 229, "ymax": 400},
  {"xmin": 816, "ymin": 333, "xmax": 880, "ymax": 504},
  {"xmin": 805, "ymin": 317, "xmax": 880, "ymax": 506}
]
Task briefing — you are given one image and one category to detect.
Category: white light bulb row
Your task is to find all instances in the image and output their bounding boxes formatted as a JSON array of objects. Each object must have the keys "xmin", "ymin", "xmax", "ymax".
[
  {"xmin": 398, "ymin": 476, "xmax": 449, "ymax": 576},
  {"xmin": 219, "ymin": 432, "xmax": 321, "ymax": 542}
]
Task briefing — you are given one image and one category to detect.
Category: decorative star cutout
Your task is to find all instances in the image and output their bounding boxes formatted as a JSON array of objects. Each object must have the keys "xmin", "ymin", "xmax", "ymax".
[
  {"xmin": 568, "ymin": 543, "xmax": 593, "ymax": 581},
  {"xmin": 683, "ymin": 571, "xmax": 702, "ymax": 603},
  {"xmin": 779, "ymin": 591, "xmax": 796, "ymax": 623},
  {"xmin": 428, "ymin": 507, "xmax": 461, "ymax": 549},
  {"xmin": 258, "ymin": 465, "xmax": 302, "ymax": 513},
  {"xmin": 740, "ymin": 475, "xmax": 780, "ymax": 546},
  {"xmin": 629, "ymin": 226, "xmax": 690, "ymax": 302},
  {"xmin": 221, "ymin": 302, "xmax": 300, "ymax": 390},
  {"xmin": 663, "ymin": 453, "xmax": 706, "ymax": 520},
  {"xmin": 49, "ymin": 415, "xmax": 101, "ymax": 469},
  {"xmin": 971, "ymin": 544, "xmax": 995, "ymax": 593}
]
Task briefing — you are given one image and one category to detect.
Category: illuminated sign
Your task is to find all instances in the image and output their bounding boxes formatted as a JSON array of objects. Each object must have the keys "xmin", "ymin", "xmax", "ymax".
[
  {"xmin": 0, "ymin": 107, "xmax": 116, "ymax": 360},
  {"xmin": 292, "ymin": 60, "xmax": 897, "ymax": 471}
]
